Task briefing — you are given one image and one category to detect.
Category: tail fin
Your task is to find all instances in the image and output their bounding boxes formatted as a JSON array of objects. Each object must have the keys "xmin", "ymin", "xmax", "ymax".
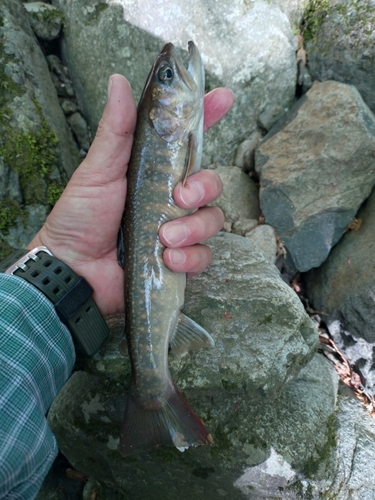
[{"xmin": 119, "ymin": 379, "xmax": 212, "ymax": 456}]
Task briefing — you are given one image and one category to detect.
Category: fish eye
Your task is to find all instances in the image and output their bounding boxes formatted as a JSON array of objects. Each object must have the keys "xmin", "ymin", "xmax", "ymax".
[{"xmin": 158, "ymin": 65, "xmax": 174, "ymax": 83}]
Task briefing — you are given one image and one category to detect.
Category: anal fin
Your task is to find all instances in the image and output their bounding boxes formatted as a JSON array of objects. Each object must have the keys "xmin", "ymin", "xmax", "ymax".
[{"xmin": 170, "ymin": 313, "xmax": 214, "ymax": 356}]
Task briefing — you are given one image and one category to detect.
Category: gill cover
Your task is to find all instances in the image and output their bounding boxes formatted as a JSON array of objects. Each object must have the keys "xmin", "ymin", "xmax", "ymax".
[{"xmin": 146, "ymin": 42, "xmax": 204, "ymax": 144}]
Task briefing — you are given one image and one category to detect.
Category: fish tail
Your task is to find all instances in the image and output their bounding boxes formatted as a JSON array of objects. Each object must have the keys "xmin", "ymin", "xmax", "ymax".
[{"xmin": 119, "ymin": 379, "xmax": 212, "ymax": 456}]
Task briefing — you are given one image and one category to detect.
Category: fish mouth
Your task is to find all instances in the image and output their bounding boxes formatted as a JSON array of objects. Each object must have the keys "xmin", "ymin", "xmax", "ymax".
[{"xmin": 159, "ymin": 41, "xmax": 204, "ymax": 95}]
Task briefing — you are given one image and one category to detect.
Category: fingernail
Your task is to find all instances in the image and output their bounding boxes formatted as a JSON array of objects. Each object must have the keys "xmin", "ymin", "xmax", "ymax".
[
  {"xmin": 162, "ymin": 223, "xmax": 189, "ymax": 245},
  {"xmin": 107, "ymin": 76, "xmax": 113, "ymax": 101},
  {"xmin": 180, "ymin": 181, "xmax": 204, "ymax": 206},
  {"xmin": 169, "ymin": 249, "xmax": 186, "ymax": 265}
]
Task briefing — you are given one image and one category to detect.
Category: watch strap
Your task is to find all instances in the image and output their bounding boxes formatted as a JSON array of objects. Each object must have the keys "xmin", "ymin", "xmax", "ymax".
[{"xmin": 0, "ymin": 247, "xmax": 109, "ymax": 356}]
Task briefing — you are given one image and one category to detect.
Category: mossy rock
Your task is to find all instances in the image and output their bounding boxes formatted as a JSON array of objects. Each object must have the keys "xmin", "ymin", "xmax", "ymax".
[{"xmin": 0, "ymin": 0, "xmax": 80, "ymax": 253}]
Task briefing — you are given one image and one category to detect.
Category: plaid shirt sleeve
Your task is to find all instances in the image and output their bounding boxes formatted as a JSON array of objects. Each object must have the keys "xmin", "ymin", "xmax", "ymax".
[{"xmin": 0, "ymin": 273, "xmax": 76, "ymax": 499}]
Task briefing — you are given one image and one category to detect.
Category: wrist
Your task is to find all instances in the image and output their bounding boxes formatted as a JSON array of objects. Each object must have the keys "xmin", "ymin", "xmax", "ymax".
[{"xmin": 0, "ymin": 246, "xmax": 109, "ymax": 356}]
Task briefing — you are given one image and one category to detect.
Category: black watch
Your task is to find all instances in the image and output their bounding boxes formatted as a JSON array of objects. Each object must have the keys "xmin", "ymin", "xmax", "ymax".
[{"xmin": 0, "ymin": 246, "xmax": 109, "ymax": 356}]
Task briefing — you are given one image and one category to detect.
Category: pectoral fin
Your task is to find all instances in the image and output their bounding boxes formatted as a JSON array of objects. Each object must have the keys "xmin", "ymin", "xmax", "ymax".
[
  {"xmin": 170, "ymin": 313, "xmax": 215, "ymax": 355},
  {"xmin": 182, "ymin": 133, "xmax": 198, "ymax": 186}
]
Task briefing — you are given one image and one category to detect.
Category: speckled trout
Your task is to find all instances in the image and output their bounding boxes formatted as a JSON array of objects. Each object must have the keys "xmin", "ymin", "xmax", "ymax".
[{"xmin": 119, "ymin": 42, "xmax": 214, "ymax": 456}]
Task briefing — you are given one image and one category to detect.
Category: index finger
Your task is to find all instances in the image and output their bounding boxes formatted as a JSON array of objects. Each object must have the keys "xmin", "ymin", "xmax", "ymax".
[{"xmin": 204, "ymin": 88, "xmax": 234, "ymax": 132}]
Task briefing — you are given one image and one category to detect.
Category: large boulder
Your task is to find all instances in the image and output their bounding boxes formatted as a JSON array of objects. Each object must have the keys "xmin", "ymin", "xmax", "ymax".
[
  {"xmin": 305, "ymin": 0, "xmax": 375, "ymax": 114},
  {"xmin": 255, "ymin": 80, "xmax": 375, "ymax": 272},
  {"xmin": 0, "ymin": 0, "xmax": 79, "ymax": 257},
  {"xmin": 48, "ymin": 233, "xmax": 322, "ymax": 499},
  {"xmin": 52, "ymin": 0, "xmax": 297, "ymax": 165},
  {"xmin": 306, "ymin": 185, "xmax": 375, "ymax": 394}
]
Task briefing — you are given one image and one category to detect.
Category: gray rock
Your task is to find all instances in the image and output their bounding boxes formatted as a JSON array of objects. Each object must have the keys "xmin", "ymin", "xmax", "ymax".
[
  {"xmin": 327, "ymin": 319, "xmax": 375, "ymax": 400},
  {"xmin": 59, "ymin": 99, "xmax": 78, "ymax": 115},
  {"xmin": 234, "ymin": 131, "xmax": 262, "ymax": 173},
  {"xmin": 235, "ymin": 380, "xmax": 375, "ymax": 499},
  {"xmin": 232, "ymin": 218, "xmax": 259, "ymax": 236},
  {"xmin": 6, "ymin": 204, "xmax": 48, "ymax": 248},
  {"xmin": 304, "ymin": 384, "xmax": 375, "ymax": 500},
  {"xmin": 234, "ymin": 448, "xmax": 299, "ymax": 499},
  {"xmin": 0, "ymin": 0, "xmax": 79, "ymax": 253},
  {"xmin": 255, "ymin": 80, "xmax": 375, "ymax": 272},
  {"xmin": 305, "ymin": 0, "xmax": 375, "ymax": 114},
  {"xmin": 210, "ymin": 166, "xmax": 260, "ymax": 224},
  {"xmin": 23, "ymin": 2, "xmax": 63, "ymax": 41},
  {"xmin": 306, "ymin": 185, "xmax": 375, "ymax": 393},
  {"xmin": 67, "ymin": 112, "xmax": 91, "ymax": 152},
  {"xmin": 258, "ymin": 104, "xmax": 285, "ymax": 132},
  {"xmin": 49, "ymin": 353, "xmax": 337, "ymax": 500},
  {"xmin": 297, "ymin": 62, "xmax": 313, "ymax": 95},
  {"xmin": 52, "ymin": 0, "xmax": 297, "ymax": 165},
  {"xmin": 48, "ymin": 233, "xmax": 321, "ymax": 499},
  {"xmin": 275, "ymin": 0, "xmax": 310, "ymax": 27},
  {"xmin": 47, "ymin": 55, "xmax": 75, "ymax": 98},
  {"xmin": 245, "ymin": 224, "xmax": 277, "ymax": 264},
  {"xmin": 0, "ymin": 158, "xmax": 22, "ymax": 203}
]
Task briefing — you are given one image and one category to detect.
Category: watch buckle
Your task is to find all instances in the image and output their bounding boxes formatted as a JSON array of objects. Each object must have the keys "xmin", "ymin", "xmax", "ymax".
[{"xmin": 4, "ymin": 246, "xmax": 53, "ymax": 275}]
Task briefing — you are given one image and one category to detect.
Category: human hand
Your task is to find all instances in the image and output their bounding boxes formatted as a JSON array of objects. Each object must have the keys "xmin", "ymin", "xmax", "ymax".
[{"xmin": 28, "ymin": 75, "xmax": 234, "ymax": 316}]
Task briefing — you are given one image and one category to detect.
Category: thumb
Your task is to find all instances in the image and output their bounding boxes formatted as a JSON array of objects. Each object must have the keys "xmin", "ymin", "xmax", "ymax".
[{"xmin": 73, "ymin": 74, "xmax": 137, "ymax": 185}]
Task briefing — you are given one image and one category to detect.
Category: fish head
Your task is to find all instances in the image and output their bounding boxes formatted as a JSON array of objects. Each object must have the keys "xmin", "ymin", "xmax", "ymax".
[{"xmin": 139, "ymin": 41, "xmax": 204, "ymax": 143}]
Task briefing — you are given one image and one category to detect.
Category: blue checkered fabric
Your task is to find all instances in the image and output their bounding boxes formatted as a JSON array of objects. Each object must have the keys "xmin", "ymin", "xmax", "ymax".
[{"xmin": 0, "ymin": 273, "xmax": 75, "ymax": 499}]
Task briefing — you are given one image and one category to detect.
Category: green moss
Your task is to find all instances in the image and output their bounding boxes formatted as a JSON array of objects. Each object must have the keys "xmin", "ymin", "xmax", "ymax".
[
  {"xmin": 47, "ymin": 182, "xmax": 64, "ymax": 205},
  {"xmin": 284, "ymin": 479, "xmax": 315, "ymax": 499},
  {"xmin": 302, "ymin": 0, "xmax": 375, "ymax": 46},
  {"xmin": 0, "ymin": 198, "xmax": 25, "ymax": 234},
  {"xmin": 209, "ymin": 425, "xmax": 234, "ymax": 458},
  {"xmin": 0, "ymin": 23, "xmax": 26, "ymax": 107},
  {"xmin": 0, "ymin": 26, "xmax": 67, "ymax": 249},
  {"xmin": 0, "ymin": 106, "xmax": 60, "ymax": 203},
  {"xmin": 0, "ymin": 114, "xmax": 60, "ymax": 201},
  {"xmin": 258, "ymin": 313, "xmax": 273, "ymax": 325},
  {"xmin": 154, "ymin": 447, "xmax": 181, "ymax": 463},
  {"xmin": 301, "ymin": 412, "xmax": 337, "ymax": 478},
  {"xmin": 28, "ymin": 5, "xmax": 65, "ymax": 26},
  {"xmin": 301, "ymin": 0, "xmax": 332, "ymax": 42}
]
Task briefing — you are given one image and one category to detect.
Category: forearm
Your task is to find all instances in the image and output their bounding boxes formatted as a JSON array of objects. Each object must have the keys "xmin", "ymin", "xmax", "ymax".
[{"xmin": 0, "ymin": 273, "xmax": 75, "ymax": 499}]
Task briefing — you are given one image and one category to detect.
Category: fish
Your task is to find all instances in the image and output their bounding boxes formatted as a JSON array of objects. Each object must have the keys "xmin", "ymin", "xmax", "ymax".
[{"xmin": 119, "ymin": 41, "xmax": 215, "ymax": 457}]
